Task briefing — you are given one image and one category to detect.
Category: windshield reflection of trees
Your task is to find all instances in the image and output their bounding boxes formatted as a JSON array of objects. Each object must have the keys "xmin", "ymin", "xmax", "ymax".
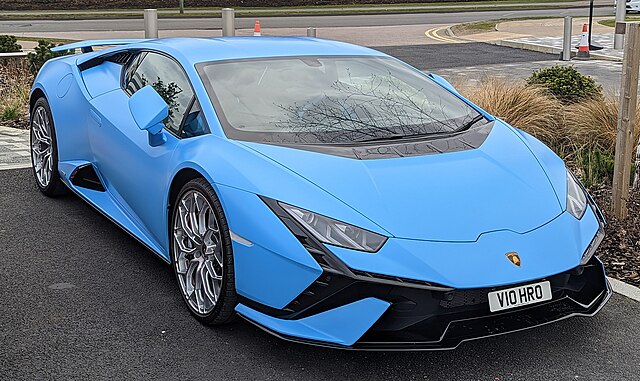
[{"xmin": 273, "ymin": 73, "xmax": 474, "ymax": 144}]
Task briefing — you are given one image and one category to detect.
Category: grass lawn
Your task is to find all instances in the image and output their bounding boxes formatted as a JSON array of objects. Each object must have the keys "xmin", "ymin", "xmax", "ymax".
[
  {"xmin": 15, "ymin": 36, "xmax": 76, "ymax": 44},
  {"xmin": 599, "ymin": 16, "xmax": 640, "ymax": 27}
]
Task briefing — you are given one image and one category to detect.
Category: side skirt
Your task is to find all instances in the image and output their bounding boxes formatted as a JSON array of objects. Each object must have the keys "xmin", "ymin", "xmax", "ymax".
[{"xmin": 58, "ymin": 160, "xmax": 170, "ymax": 264}]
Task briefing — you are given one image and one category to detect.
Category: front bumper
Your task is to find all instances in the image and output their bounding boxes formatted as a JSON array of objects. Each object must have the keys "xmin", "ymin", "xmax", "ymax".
[{"xmin": 237, "ymin": 256, "xmax": 610, "ymax": 350}]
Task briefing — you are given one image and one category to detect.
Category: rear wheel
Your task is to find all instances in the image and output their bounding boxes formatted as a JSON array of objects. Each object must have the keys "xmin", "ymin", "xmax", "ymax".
[
  {"xmin": 171, "ymin": 178, "xmax": 237, "ymax": 324},
  {"xmin": 30, "ymin": 97, "xmax": 67, "ymax": 197}
]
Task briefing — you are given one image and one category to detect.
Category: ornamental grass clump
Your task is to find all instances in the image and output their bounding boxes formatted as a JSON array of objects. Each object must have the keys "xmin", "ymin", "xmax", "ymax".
[
  {"xmin": 0, "ymin": 59, "xmax": 31, "ymax": 127},
  {"xmin": 459, "ymin": 78, "xmax": 566, "ymax": 151},
  {"xmin": 457, "ymin": 74, "xmax": 635, "ymax": 187}
]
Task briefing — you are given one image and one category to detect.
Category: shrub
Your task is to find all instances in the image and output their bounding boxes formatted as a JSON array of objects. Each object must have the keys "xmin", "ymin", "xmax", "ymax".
[
  {"xmin": 26, "ymin": 40, "xmax": 72, "ymax": 74},
  {"xmin": 0, "ymin": 35, "xmax": 21, "ymax": 53},
  {"xmin": 577, "ymin": 149, "xmax": 616, "ymax": 188},
  {"xmin": 526, "ymin": 65, "xmax": 602, "ymax": 104}
]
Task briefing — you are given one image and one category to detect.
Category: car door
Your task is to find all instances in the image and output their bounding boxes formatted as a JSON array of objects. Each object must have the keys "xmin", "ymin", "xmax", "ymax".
[{"xmin": 88, "ymin": 51, "xmax": 200, "ymax": 250}]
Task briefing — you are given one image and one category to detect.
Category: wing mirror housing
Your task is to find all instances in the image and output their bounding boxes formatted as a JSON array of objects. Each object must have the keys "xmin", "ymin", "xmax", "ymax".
[{"xmin": 128, "ymin": 85, "xmax": 169, "ymax": 147}]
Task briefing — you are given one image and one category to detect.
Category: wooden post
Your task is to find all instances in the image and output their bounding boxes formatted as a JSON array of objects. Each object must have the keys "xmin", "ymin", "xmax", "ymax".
[
  {"xmin": 613, "ymin": 23, "xmax": 640, "ymax": 219},
  {"xmin": 179, "ymin": 0, "xmax": 184, "ymax": 14},
  {"xmin": 634, "ymin": 136, "xmax": 640, "ymax": 189}
]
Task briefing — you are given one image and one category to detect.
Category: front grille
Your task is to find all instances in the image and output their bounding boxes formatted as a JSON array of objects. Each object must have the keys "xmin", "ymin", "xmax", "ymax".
[{"xmin": 440, "ymin": 288, "xmax": 488, "ymax": 309}]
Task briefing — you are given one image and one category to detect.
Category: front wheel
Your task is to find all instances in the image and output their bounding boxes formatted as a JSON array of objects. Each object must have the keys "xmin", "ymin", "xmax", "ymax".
[{"xmin": 171, "ymin": 178, "xmax": 237, "ymax": 325}]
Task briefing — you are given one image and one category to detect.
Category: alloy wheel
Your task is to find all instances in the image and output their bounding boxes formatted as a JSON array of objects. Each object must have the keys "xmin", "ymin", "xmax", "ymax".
[
  {"xmin": 173, "ymin": 190, "xmax": 224, "ymax": 315},
  {"xmin": 31, "ymin": 106, "xmax": 53, "ymax": 188}
]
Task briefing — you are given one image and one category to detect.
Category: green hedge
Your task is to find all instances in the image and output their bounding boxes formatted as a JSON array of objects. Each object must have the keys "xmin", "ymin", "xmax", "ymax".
[{"xmin": 3, "ymin": 0, "xmax": 498, "ymax": 10}]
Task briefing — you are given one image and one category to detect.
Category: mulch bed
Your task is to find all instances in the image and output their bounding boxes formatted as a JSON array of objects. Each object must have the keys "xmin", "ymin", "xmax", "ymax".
[
  {"xmin": 1, "ymin": 117, "xmax": 28, "ymax": 129},
  {"xmin": 591, "ymin": 186, "xmax": 640, "ymax": 288}
]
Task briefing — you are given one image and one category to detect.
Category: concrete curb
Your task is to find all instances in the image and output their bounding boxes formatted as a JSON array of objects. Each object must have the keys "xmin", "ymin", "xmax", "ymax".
[
  {"xmin": 608, "ymin": 277, "xmax": 640, "ymax": 302},
  {"xmin": 488, "ymin": 39, "xmax": 623, "ymax": 62},
  {"xmin": 446, "ymin": 20, "xmax": 623, "ymax": 63}
]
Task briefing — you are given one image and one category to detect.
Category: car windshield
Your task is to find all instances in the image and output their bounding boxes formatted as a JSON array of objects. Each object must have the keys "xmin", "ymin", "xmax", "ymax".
[{"xmin": 197, "ymin": 56, "xmax": 483, "ymax": 144}]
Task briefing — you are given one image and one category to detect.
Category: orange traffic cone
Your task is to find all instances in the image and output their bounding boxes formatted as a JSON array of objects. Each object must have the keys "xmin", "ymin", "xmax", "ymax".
[
  {"xmin": 577, "ymin": 23, "xmax": 590, "ymax": 59},
  {"xmin": 254, "ymin": 20, "xmax": 261, "ymax": 36}
]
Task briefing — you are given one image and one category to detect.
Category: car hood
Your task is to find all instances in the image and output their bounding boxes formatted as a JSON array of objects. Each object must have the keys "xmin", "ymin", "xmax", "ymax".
[{"xmin": 240, "ymin": 121, "xmax": 564, "ymax": 242}]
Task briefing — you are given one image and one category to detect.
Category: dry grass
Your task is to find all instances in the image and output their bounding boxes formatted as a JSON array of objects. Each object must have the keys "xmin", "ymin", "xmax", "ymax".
[
  {"xmin": 564, "ymin": 96, "xmax": 640, "ymax": 154},
  {"xmin": 458, "ymin": 78, "xmax": 565, "ymax": 149},
  {"xmin": 0, "ymin": 59, "xmax": 32, "ymax": 128},
  {"xmin": 455, "ymin": 77, "xmax": 640, "ymax": 186}
]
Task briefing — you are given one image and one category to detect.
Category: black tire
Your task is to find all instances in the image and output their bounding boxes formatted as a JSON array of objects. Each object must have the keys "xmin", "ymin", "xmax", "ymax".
[
  {"xmin": 30, "ymin": 97, "xmax": 67, "ymax": 197},
  {"xmin": 171, "ymin": 178, "xmax": 237, "ymax": 325}
]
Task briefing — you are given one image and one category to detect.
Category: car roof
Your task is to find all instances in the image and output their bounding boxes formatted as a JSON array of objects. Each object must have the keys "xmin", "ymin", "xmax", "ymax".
[{"xmin": 146, "ymin": 36, "xmax": 388, "ymax": 64}]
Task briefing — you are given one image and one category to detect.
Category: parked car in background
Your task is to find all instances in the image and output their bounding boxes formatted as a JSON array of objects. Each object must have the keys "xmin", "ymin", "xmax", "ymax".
[{"xmin": 615, "ymin": 0, "xmax": 640, "ymax": 13}]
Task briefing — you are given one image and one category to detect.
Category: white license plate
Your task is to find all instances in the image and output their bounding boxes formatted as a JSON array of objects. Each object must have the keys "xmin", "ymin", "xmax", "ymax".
[{"xmin": 488, "ymin": 281, "xmax": 552, "ymax": 312}]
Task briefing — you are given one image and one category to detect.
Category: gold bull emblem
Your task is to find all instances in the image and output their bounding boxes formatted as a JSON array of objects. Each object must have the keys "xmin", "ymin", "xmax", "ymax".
[{"xmin": 505, "ymin": 252, "xmax": 521, "ymax": 267}]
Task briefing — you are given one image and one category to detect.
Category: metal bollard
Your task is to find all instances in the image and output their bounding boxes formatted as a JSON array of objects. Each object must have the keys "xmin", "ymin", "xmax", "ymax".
[
  {"xmin": 306, "ymin": 27, "xmax": 317, "ymax": 38},
  {"xmin": 561, "ymin": 16, "xmax": 572, "ymax": 61},
  {"xmin": 614, "ymin": 0, "xmax": 626, "ymax": 49},
  {"xmin": 144, "ymin": 9, "xmax": 158, "ymax": 39},
  {"xmin": 222, "ymin": 8, "xmax": 235, "ymax": 37}
]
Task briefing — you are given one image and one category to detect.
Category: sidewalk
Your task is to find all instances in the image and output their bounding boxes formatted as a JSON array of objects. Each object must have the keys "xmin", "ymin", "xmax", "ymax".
[
  {"xmin": 498, "ymin": 18, "xmax": 623, "ymax": 61},
  {"xmin": 455, "ymin": 17, "xmax": 624, "ymax": 61},
  {"xmin": 0, "ymin": 126, "xmax": 30, "ymax": 170},
  {"xmin": 11, "ymin": 24, "xmax": 446, "ymax": 48}
]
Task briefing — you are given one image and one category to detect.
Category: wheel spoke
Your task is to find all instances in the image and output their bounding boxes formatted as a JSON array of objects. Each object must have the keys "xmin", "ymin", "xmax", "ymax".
[
  {"xmin": 178, "ymin": 199, "xmax": 200, "ymax": 244},
  {"xmin": 200, "ymin": 262, "xmax": 218, "ymax": 305},
  {"xmin": 184, "ymin": 259, "xmax": 198, "ymax": 297},
  {"xmin": 197, "ymin": 202, "xmax": 210, "ymax": 237},
  {"xmin": 174, "ymin": 229, "xmax": 197, "ymax": 254},
  {"xmin": 176, "ymin": 252, "xmax": 189, "ymax": 275},
  {"xmin": 205, "ymin": 260, "xmax": 222, "ymax": 281},
  {"xmin": 188, "ymin": 193, "xmax": 202, "ymax": 238}
]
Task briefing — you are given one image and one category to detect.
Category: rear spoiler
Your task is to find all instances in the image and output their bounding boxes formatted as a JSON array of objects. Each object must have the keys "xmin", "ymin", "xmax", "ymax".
[{"xmin": 51, "ymin": 39, "xmax": 149, "ymax": 53}]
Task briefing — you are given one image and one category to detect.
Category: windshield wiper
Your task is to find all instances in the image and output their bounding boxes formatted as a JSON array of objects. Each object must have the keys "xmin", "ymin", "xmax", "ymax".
[
  {"xmin": 357, "ymin": 115, "xmax": 486, "ymax": 144},
  {"xmin": 359, "ymin": 133, "xmax": 409, "ymax": 143},
  {"xmin": 455, "ymin": 114, "xmax": 485, "ymax": 132}
]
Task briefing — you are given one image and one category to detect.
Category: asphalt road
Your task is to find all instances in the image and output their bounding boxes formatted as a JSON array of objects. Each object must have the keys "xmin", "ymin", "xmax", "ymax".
[
  {"xmin": 376, "ymin": 43, "xmax": 556, "ymax": 70},
  {"xmin": 1, "ymin": 167, "xmax": 640, "ymax": 380},
  {"xmin": 0, "ymin": 7, "xmax": 615, "ymax": 33}
]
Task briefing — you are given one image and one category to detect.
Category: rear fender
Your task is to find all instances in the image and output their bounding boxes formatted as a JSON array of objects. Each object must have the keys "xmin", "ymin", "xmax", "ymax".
[{"xmin": 31, "ymin": 58, "xmax": 94, "ymax": 163}]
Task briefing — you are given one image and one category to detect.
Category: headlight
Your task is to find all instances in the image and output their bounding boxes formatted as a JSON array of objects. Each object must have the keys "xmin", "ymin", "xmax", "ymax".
[
  {"xmin": 279, "ymin": 202, "xmax": 387, "ymax": 253},
  {"xmin": 566, "ymin": 169, "xmax": 587, "ymax": 219}
]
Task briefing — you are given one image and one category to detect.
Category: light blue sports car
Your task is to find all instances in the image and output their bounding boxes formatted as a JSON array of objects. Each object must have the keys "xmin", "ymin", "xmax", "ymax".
[{"xmin": 30, "ymin": 37, "xmax": 610, "ymax": 350}]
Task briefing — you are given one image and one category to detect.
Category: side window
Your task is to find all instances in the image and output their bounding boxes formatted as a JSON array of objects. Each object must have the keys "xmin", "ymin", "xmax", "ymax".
[
  {"xmin": 180, "ymin": 99, "xmax": 209, "ymax": 138},
  {"xmin": 124, "ymin": 52, "xmax": 195, "ymax": 135}
]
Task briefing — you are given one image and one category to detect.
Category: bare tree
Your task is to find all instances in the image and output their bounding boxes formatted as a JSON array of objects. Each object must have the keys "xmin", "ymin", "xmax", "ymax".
[{"xmin": 273, "ymin": 73, "xmax": 473, "ymax": 144}]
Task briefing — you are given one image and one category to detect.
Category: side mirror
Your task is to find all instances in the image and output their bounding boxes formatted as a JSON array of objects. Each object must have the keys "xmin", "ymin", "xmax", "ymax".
[
  {"xmin": 128, "ymin": 85, "xmax": 169, "ymax": 147},
  {"xmin": 427, "ymin": 73, "xmax": 459, "ymax": 95}
]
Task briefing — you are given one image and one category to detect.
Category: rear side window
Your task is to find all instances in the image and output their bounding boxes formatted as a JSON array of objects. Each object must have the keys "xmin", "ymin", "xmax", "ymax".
[{"xmin": 124, "ymin": 52, "xmax": 196, "ymax": 136}]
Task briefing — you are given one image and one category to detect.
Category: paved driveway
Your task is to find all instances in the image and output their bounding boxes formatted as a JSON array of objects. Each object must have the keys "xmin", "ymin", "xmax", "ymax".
[{"xmin": 1, "ymin": 168, "xmax": 639, "ymax": 380}]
